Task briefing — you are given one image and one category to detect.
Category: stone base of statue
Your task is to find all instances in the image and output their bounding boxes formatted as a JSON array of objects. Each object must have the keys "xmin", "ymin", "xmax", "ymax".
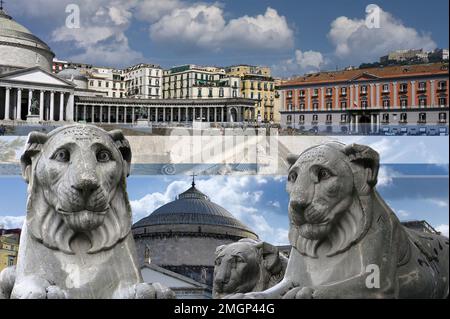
[
  {"xmin": 136, "ymin": 119, "xmax": 149, "ymax": 127},
  {"xmin": 26, "ymin": 115, "xmax": 40, "ymax": 124}
]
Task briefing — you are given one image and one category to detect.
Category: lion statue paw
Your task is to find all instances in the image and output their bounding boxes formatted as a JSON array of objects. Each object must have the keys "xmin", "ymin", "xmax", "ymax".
[
  {"xmin": 113, "ymin": 282, "xmax": 175, "ymax": 299},
  {"xmin": 11, "ymin": 277, "xmax": 67, "ymax": 299}
]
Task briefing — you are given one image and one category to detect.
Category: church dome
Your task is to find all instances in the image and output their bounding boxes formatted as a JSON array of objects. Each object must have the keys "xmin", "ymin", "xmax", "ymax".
[
  {"xmin": 133, "ymin": 184, "xmax": 256, "ymax": 236},
  {"xmin": 0, "ymin": 8, "xmax": 54, "ymax": 73}
]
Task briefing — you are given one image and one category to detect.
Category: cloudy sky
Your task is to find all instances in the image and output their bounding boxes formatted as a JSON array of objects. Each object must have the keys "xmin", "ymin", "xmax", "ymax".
[
  {"xmin": 1, "ymin": 136, "xmax": 448, "ymax": 241},
  {"xmin": 4, "ymin": 0, "xmax": 449, "ymax": 76}
]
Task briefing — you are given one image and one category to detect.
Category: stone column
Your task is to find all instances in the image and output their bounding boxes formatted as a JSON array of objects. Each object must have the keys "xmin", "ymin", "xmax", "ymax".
[
  {"xmin": 350, "ymin": 85, "xmax": 354, "ymax": 108},
  {"xmin": 131, "ymin": 107, "xmax": 134, "ymax": 124},
  {"xmin": 83, "ymin": 105, "xmax": 87, "ymax": 121},
  {"xmin": 124, "ymin": 107, "xmax": 127, "ymax": 123},
  {"xmin": 16, "ymin": 88, "xmax": 22, "ymax": 120},
  {"xmin": 39, "ymin": 90, "xmax": 45, "ymax": 121},
  {"xmin": 4, "ymin": 87, "xmax": 10, "ymax": 120},
  {"xmin": 108, "ymin": 106, "xmax": 111, "ymax": 123},
  {"xmin": 392, "ymin": 82, "xmax": 398, "ymax": 108},
  {"xmin": 28, "ymin": 89, "xmax": 33, "ymax": 115},
  {"xmin": 163, "ymin": 108, "xmax": 166, "ymax": 122},
  {"xmin": 75, "ymin": 105, "xmax": 78, "ymax": 122},
  {"xmin": 116, "ymin": 107, "xmax": 119, "ymax": 124},
  {"xmin": 335, "ymin": 86, "xmax": 339, "ymax": 109},
  {"xmin": 50, "ymin": 91, "xmax": 55, "ymax": 121},
  {"xmin": 100, "ymin": 106, "xmax": 103, "ymax": 124},
  {"xmin": 354, "ymin": 84, "xmax": 359, "ymax": 108},
  {"xmin": 411, "ymin": 81, "xmax": 416, "ymax": 107},
  {"xmin": 207, "ymin": 107, "xmax": 210, "ymax": 122},
  {"xmin": 155, "ymin": 107, "xmax": 159, "ymax": 122},
  {"xmin": 178, "ymin": 108, "xmax": 181, "ymax": 122},
  {"xmin": 320, "ymin": 87, "xmax": 325, "ymax": 110},
  {"xmin": 91, "ymin": 106, "xmax": 95, "ymax": 123},
  {"xmin": 185, "ymin": 108, "xmax": 188, "ymax": 122},
  {"xmin": 214, "ymin": 107, "xmax": 217, "ymax": 123},
  {"xmin": 66, "ymin": 93, "xmax": 74, "ymax": 121},
  {"xmin": 307, "ymin": 88, "xmax": 311, "ymax": 110},
  {"xmin": 370, "ymin": 84, "xmax": 375, "ymax": 108},
  {"xmin": 430, "ymin": 80, "xmax": 435, "ymax": 107},
  {"xmin": 59, "ymin": 92, "xmax": 64, "ymax": 121},
  {"xmin": 221, "ymin": 108, "xmax": 224, "ymax": 122},
  {"xmin": 171, "ymin": 107, "xmax": 174, "ymax": 122},
  {"xmin": 375, "ymin": 83, "xmax": 381, "ymax": 108}
]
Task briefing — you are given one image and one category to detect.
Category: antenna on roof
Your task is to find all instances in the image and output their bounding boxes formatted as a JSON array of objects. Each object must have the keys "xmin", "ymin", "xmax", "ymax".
[{"xmin": 0, "ymin": 0, "xmax": 4, "ymax": 11}]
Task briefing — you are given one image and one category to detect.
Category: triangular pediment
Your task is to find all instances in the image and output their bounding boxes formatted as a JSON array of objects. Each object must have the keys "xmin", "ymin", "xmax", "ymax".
[
  {"xmin": 350, "ymin": 72, "xmax": 380, "ymax": 81},
  {"xmin": 0, "ymin": 67, "xmax": 75, "ymax": 87}
]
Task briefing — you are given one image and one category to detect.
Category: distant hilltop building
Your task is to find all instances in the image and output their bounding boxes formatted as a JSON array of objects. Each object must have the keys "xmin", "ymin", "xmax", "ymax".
[
  {"xmin": 0, "ymin": 227, "xmax": 21, "ymax": 272},
  {"xmin": 380, "ymin": 48, "xmax": 449, "ymax": 64},
  {"xmin": 132, "ymin": 178, "xmax": 258, "ymax": 297}
]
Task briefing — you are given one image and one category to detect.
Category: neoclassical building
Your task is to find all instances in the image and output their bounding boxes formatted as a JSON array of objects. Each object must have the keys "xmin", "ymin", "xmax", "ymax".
[{"xmin": 0, "ymin": 8, "xmax": 75, "ymax": 123}]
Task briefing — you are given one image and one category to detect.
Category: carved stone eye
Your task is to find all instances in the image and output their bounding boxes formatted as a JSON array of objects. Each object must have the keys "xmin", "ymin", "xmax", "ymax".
[
  {"xmin": 288, "ymin": 171, "xmax": 298, "ymax": 183},
  {"xmin": 97, "ymin": 150, "xmax": 112, "ymax": 162},
  {"xmin": 52, "ymin": 149, "xmax": 70, "ymax": 162},
  {"xmin": 318, "ymin": 168, "xmax": 332, "ymax": 181}
]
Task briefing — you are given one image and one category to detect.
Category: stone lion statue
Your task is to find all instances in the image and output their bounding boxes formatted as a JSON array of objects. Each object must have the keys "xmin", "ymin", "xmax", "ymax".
[
  {"xmin": 213, "ymin": 239, "xmax": 288, "ymax": 299},
  {"xmin": 0, "ymin": 125, "xmax": 175, "ymax": 299},
  {"xmin": 227, "ymin": 142, "xmax": 449, "ymax": 299}
]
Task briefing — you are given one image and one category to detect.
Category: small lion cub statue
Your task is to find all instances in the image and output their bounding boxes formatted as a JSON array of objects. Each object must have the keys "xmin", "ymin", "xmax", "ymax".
[
  {"xmin": 213, "ymin": 239, "xmax": 288, "ymax": 299},
  {"xmin": 0, "ymin": 125, "xmax": 175, "ymax": 299},
  {"xmin": 227, "ymin": 142, "xmax": 449, "ymax": 299}
]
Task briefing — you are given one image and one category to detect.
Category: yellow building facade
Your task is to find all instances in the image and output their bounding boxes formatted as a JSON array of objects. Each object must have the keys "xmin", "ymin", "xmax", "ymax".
[
  {"xmin": 225, "ymin": 65, "xmax": 279, "ymax": 123},
  {"xmin": 0, "ymin": 233, "xmax": 20, "ymax": 271}
]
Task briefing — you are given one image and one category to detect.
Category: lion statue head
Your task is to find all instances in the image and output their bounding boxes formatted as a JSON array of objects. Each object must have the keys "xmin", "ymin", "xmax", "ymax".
[
  {"xmin": 213, "ymin": 239, "xmax": 287, "ymax": 299},
  {"xmin": 286, "ymin": 142, "xmax": 379, "ymax": 258},
  {"xmin": 20, "ymin": 125, "xmax": 132, "ymax": 254}
]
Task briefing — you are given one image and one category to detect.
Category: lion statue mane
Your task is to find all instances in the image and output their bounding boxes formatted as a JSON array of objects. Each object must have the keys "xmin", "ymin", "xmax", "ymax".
[
  {"xmin": 226, "ymin": 142, "xmax": 449, "ymax": 299},
  {"xmin": 0, "ymin": 125, "xmax": 174, "ymax": 299},
  {"xmin": 213, "ymin": 239, "xmax": 288, "ymax": 299}
]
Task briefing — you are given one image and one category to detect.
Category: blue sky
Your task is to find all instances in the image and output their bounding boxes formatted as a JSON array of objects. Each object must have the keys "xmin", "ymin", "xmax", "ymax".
[
  {"xmin": 0, "ymin": 136, "xmax": 449, "ymax": 242},
  {"xmin": 4, "ymin": 0, "xmax": 449, "ymax": 76}
]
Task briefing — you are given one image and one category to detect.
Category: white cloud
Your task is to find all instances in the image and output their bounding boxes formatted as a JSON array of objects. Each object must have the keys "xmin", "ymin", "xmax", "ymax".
[
  {"xmin": 328, "ymin": 6, "xmax": 436, "ymax": 64},
  {"xmin": 135, "ymin": 0, "xmax": 183, "ymax": 23},
  {"xmin": 428, "ymin": 199, "xmax": 448, "ymax": 208},
  {"xmin": 0, "ymin": 216, "xmax": 25, "ymax": 229},
  {"xmin": 295, "ymin": 50, "xmax": 325, "ymax": 70},
  {"xmin": 435, "ymin": 224, "xmax": 449, "ymax": 238},
  {"xmin": 397, "ymin": 210, "xmax": 410, "ymax": 218},
  {"xmin": 149, "ymin": 6, "xmax": 294, "ymax": 52}
]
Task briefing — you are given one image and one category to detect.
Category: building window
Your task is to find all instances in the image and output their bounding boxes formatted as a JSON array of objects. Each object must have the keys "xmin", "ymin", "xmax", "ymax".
[
  {"xmin": 400, "ymin": 113, "xmax": 407, "ymax": 123},
  {"xmin": 361, "ymin": 100, "xmax": 368, "ymax": 109},
  {"xmin": 341, "ymin": 87, "xmax": 347, "ymax": 95},
  {"xmin": 326, "ymin": 114, "xmax": 332, "ymax": 123},
  {"xmin": 208, "ymin": 88, "xmax": 213, "ymax": 98},
  {"xmin": 382, "ymin": 113, "xmax": 389, "ymax": 123},
  {"xmin": 382, "ymin": 99, "xmax": 390, "ymax": 109},
  {"xmin": 197, "ymin": 89, "xmax": 202, "ymax": 98},
  {"xmin": 299, "ymin": 115, "xmax": 305, "ymax": 124},
  {"xmin": 313, "ymin": 102, "xmax": 319, "ymax": 111},
  {"xmin": 360, "ymin": 85, "xmax": 368, "ymax": 94},
  {"xmin": 418, "ymin": 81, "xmax": 426, "ymax": 91},
  {"xmin": 299, "ymin": 90, "xmax": 305, "ymax": 97},
  {"xmin": 438, "ymin": 97, "xmax": 447, "ymax": 107},
  {"xmin": 400, "ymin": 99, "xmax": 408, "ymax": 108},
  {"xmin": 382, "ymin": 84, "xmax": 389, "ymax": 92},
  {"xmin": 419, "ymin": 97, "xmax": 427, "ymax": 108},
  {"xmin": 219, "ymin": 88, "xmax": 224, "ymax": 97},
  {"xmin": 340, "ymin": 101, "xmax": 347, "ymax": 109},
  {"xmin": 399, "ymin": 83, "xmax": 408, "ymax": 93},
  {"xmin": 8, "ymin": 256, "xmax": 15, "ymax": 266},
  {"xmin": 106, "ymin": 82, "xmax": 109, "ymax": 88},
  {"xmin": 300, "ymin": 103, "xmax": 305, "ymax": 110},
  {"xmin": 419, "ymin": 113, "xmax": 426, "ymax": 123},
  {"xmin": 89, "ymin": 81, "xmax": 94, "ymax": 86},
  {"xmin": 232, "ymin": 90, "xmax": 237, "ymax": 98},
  {"xmin": 439, "ymin": 112, "xmax": 447, "ymax": 123},
  {"xmin": 326, "ymin": 102, "xmax": 332, "ymax": 110},
  {"xmin": 438, "ymin": 81, "xmax": 447, "ymax": 91},
  {"xmin": 312, "ymin": 114, "xmax": 318, "ymax": 123},
  {"xmin": 313, "ymin": 89, "xmax": 319, "ymax": 96},
  {"xmin": 326, "ymin": 88, "xmax": 333, "ymax": 96},
  {"xmin": 287, "ymin": 103, "xmax": 293, "ymax": 110},
  {"xmin": 340, "ymin": 114, "xmax": 347, "ymax": 123},
  {"xmin": 98, "ymin": 81, "xmax": 102, "ymax": 87},
  {"xmin": 287, "ymin": 115, "xmax": 292, "ymax": 124}
]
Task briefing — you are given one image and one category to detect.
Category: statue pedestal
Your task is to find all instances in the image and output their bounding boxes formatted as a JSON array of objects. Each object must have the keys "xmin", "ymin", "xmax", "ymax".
[
  {"xmin": 26, "ymin": 115, "xmax": 40, "ymax": 124},
  {"xmin": 136, "ymin": 119, "xmax": 149, "ymax": 127}
]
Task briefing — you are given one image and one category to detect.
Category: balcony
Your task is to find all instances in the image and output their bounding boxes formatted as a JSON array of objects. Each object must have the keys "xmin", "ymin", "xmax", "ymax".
[
  {"xmin": 340, "ymin": 91, "xmax": 347, "ymax": 96},
  {"xmin": 417, "ymin": 86, "xmax": 426, "ymax": 92},
  {"xmin": 326, "ymin": 91, "xmax": 333, "ymax": 97},
  {"xmin": 437, "ymin": 85, "xmax": 447, "ymax": 92},
  {"xmin": 438, "ymin": 119, "xmax": 447, "ymax": 124},
  {"xmin": 399, "ymin": 88, "xmax": 408, "ymax": 94}
]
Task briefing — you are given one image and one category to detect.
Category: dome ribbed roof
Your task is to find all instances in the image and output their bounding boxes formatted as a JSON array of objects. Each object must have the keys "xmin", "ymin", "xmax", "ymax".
[
  {"xmin": 132, "ymin": 183, "xmax": 256, "ymax": 236},
  {"xmin": 0, "ymin": 9, "xmax": 53, "ymax": 52}
]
